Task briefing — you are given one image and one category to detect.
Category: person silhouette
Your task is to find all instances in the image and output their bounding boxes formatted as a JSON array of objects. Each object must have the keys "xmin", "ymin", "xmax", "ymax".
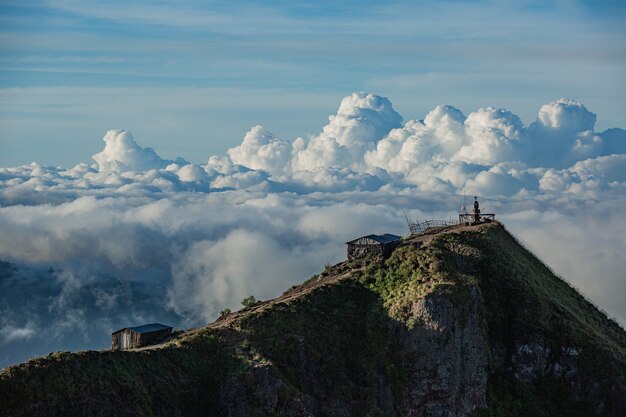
[{"xmin": 473, "ymin": 196, "xmax": 480, "ymax": 224}]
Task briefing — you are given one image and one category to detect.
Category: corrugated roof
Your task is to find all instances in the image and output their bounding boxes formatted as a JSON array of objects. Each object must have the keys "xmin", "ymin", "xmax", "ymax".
[
  {"xmin": 112, "ymin": 323, "xmax": 172, "ymax": 335},
  {"xmin": 346, "ymin": 233, "xmax": 402, "ymax": 245}
]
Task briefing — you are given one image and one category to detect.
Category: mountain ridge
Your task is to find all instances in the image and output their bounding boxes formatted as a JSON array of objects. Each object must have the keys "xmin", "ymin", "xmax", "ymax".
[{"xmin": 1, "ymin": 221, "xmax": 625, "ymax": 417}]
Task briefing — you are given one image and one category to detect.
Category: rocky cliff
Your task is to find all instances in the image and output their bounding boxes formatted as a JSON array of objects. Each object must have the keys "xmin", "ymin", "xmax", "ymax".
[{"xmin": 1, "ymin": 222, "xmax": 625, "ymax": 417}]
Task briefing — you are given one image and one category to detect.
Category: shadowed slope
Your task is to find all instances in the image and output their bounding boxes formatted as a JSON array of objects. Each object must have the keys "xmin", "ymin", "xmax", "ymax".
[{"xmin": 1, "ymin": 222, "xmax": 624, "ymax": 417}]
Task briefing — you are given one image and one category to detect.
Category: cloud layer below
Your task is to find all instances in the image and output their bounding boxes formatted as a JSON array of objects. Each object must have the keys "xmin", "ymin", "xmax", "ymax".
[{"xmin": 1, "ymin": 92, "xmax": 625, "ymax": 368}]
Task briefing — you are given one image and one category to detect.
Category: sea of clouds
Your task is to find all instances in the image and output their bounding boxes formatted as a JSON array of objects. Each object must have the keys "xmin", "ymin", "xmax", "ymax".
[{"xmin": 1, "ymin": 92, "xmax": 625, "ymax": 368}]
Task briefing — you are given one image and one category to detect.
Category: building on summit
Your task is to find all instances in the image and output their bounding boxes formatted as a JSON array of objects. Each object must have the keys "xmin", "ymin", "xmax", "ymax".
[
  {"xmin": 346, "ymin": 233, "xmax": 402, "ymax": 260},
  {"xmin": 111, "ymin": 323, "xmax": 172, "ymax": 350}
]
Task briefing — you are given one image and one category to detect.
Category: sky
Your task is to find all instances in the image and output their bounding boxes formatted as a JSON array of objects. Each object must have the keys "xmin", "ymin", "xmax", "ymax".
[
  {"xmin": 1, "ymin": 0, "xmax": 625, "ymax": 166},
  {"xmin": 0, "ymin": 1, "xmax": 625, "ymax": 368}
]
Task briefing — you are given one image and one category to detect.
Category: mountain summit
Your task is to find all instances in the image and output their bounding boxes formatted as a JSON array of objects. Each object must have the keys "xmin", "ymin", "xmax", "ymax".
[{"xmin": 1, "ymin": 222, "xmax": 625, "ymax": 417}]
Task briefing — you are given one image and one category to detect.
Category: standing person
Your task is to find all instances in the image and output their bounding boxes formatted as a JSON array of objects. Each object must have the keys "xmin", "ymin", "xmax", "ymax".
[{"xmin": 473, "ymin": 196, "xmax": 480, "ymax": 224}]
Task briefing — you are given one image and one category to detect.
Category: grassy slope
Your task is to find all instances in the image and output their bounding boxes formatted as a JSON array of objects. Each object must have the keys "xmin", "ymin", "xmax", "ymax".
[
  {"xmin": 463, "ymin": 224, "xmax": 626, "ymax": 416},
  {"xmin": 0, "ymin": 330, "xmax": 247, "ymax": 416},
  {"xmin": 1, "ymin": 223, "xmax": 624, "ymax": 416}
]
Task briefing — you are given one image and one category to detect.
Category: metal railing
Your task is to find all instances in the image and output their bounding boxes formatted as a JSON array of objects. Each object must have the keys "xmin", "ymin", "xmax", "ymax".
[
  {"xmin": 408, "ymin": 219, "xmax": 457, "ymax": 234},
  {"xmin": 458, "ymin": 213, "xmax": 496, "ymax": 224}
]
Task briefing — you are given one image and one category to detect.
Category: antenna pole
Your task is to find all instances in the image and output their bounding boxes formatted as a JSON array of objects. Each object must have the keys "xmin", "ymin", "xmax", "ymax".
[
  {"xmin": 403, "ymin": 209, "xmax": 411, "ymax": 228},
  {"xmin": 464, "ymin": 190, "xmax": 467, "ymax": 213}
]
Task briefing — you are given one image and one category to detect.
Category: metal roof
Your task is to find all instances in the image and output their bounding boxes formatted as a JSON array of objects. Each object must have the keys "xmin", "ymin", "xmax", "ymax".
[
  {"xmin": 112, "ymin": 323, "xmax": 172, "ymax": 335},
  {"xmin": 346, "ymin": 233, "xmax": 402, "ymax": 245}
]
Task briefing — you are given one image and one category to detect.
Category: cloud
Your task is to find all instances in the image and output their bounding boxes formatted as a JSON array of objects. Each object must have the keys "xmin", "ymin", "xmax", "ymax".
[
  {"xmin": 0, "ymin": 323, "xmax": 36, "ymax": 344},
  {"xmin": 0, "ymin": 92, "xmax": 625, "ymax": 368},
  {"xmin": 291, "ymin": 92, "xmax": 403, "ymax": 172},
  {"xmin": 3, "ymin": 94, "xmax": 624, "ymax": 204},
  {"xmin": 570, "ymin": 154, "xmax": 626, "ymax": 183},
  {"xmin": 0, "ymin": 190, "xmax": 406, "ymax": 366},
  {"xmin": 455, "ymin": 106, "xmax": 527, "ymax": 165},
  {"xmin": 465, "ymin": 165, "xmax": 524, "ymax": 197},
  {"xmin": 366, "ymin": 119, "xmax": 441, "ymax": 172},
  {"xmin": 601, "ymin": 128, "xmax": 626, "ymax": 155},
  {"xmin": 92, "ymin": 130, "xmax": 187, "ymax": 172},
  {"xmin": 168, "ymin": 229, "xmax": 335, "ymax": 323},
  {"xmin": 534, "ymin": 98, "xmax": 597, "ymax": 133},
  {"xmin": 525, "ymin": 99, "xmax": 626, "ymax": 170},
  {"xmin": 227, "ymin": 125, "xmax": 291, "ymax": 176}
]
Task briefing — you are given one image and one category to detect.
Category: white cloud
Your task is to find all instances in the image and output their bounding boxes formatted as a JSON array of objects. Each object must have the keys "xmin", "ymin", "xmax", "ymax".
[
  {"xmin": 168, "ymin": 229, "xmax": 335, "ymax": 323},
  {"xmin": 92, "ymin": 130, "xmax": 186, "ymax": 172},
  {"xmin": 534, "ymin": 98, "xmax": 596, "ymax": 133},
  {"xmin": 455, "ymin": 106, "xmax": 527, "ymax": 165},
  {"xmin": 570, "ymin": 154, "xmax": 626, "ymax": 183},
  {"xmin": 3, "ymin": 94, "xmax": 624, "ymax": 204},
  {"xmin": 227, "ymin": 125, "xmax": 291, "ymax": 175},
  {"xmin": 291, "ymin": 92, "xmax": 403, "ymax": 171},
  {"xmin": 527, "ymin": 99, "xmax": 609, "ymax": 168},
  {"xmin": 365, "ymin": 119, "xmax": 439, "ymax": 173},
  {"xmin": 465, "ymin": 165, "xmax": 524, "ymax": 197},
  {"xmin": 171, "ymin": 163, "xmax": 210, "ymax": 184},
  {"xmin": 0, "ymin": 323, "xmax": 36, "ymax": 344},
  {"xmin": 1, "ymin": 92, "xmax": 625, "ymax": 368}
]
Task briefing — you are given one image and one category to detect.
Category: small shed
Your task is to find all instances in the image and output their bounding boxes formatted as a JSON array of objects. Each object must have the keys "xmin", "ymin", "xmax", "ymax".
[
  {"xmin": 346, "ymin": 233, "xmax": 402, "ymax": 259},
  {"xmin": 111, "ymin": 323, "xmax": 172, "ymax": 351}
]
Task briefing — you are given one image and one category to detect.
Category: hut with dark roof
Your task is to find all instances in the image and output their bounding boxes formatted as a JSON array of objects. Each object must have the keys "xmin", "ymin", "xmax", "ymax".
[
  {"xmin": 111, "ymin": 323, "xmax": 172, "ymax": 350},
  {"xmin": 346, "ymin": 233, "xmax": 402, "ymax": 259}
]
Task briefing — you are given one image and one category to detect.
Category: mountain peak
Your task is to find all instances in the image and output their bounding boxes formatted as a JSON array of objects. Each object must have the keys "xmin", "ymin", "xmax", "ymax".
[{"xmin": 1, "ymin": 222, "xmax": 625, "ymax": 417}]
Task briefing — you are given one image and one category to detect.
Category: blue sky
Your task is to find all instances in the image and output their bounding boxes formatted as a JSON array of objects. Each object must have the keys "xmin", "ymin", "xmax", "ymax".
[{"xmin": 1, "ymin": 0, "xmax": 625, "ymax": 166}]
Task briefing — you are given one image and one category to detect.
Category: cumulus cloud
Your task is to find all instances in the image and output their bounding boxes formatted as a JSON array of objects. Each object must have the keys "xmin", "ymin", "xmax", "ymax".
[
  {"xmin": 366, "ymin": 119, "xmax": 439, "ymax": 172},
  {"xmin": 3, "ymin": 94, "xmax": 624, "ymax": 203},
  {"xmin": 92, "ymin": 129, "xmax": 186, "ymax": 172},
  {"xmin": 535, "ymin": 98, "xmax": 596, "ymax": 133},
  {"xmin": 227, "ymin": 125, "xmax": 291, "ymax": 175},
  {"xmin": 1, "ymin": 92, "xmax": 625, "ymax": 368},
  {"xmin": 456, "ymin": 106, "xmax": 527, "ymax": 165},
  {"xmin": 527, "ymin": 99, "xmax": 623, "ymax": 168},
  {"xmin": 291, "ymin": 92, "xmax": 403, "ymax": 171},
  {"xmin": 570, "ymin": 154, "xmax": 626, "ymax": 183}
]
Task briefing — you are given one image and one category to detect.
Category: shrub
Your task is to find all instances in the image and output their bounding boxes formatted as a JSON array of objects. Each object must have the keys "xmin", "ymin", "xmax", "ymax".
[{"xmin": 241, "ymin": 295, "xmax": 260, "ymax": 308}]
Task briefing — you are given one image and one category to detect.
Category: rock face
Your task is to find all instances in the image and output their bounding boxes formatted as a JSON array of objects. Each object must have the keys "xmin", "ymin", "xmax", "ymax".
[
  {"xmin": 1, "ymin": 222, "xmax": 625, "ymax": 417},
  {"xmin": 219, "ymin": 365, "xmax": 313, "ymax": 417},
  {"xmin": 399, "ymin": 289, "xmax": 488, "ymax": 417},
  {"xmin": 215, "ymin": 289, "xmax": 489, "ymax": 417}
]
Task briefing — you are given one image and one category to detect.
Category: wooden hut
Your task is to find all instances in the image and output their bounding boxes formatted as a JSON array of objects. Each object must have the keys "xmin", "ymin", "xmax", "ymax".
[
  {"xmin": 111, "ymin": 323, "xmax": 172, "ymax": 350},
  {"xmin": 346, "ymin": 233, "xmax": 401, "ymax": 259}
]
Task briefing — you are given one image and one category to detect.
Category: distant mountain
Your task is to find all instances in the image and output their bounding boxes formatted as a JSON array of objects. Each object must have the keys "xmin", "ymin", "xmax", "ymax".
[{"xmin": 1, "ymin": 222, "xmax": 624, "ymax": 417}]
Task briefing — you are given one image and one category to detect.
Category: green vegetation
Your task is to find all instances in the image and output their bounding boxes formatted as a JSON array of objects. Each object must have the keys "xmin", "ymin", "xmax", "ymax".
[
  {"xmin": 355, "ymin": 235, "xmax": 480, "ymax": 326},
  {"xmin": 0, "ymin": 329, "xmax": 247, "ymax": 416},
  {"xmin": 240, "ymin": 295, "xmax": 261, "ymax": 308},
  {"xmin": 1, "ymin": 222, "xmax": 624, "ymax": 416},
  {"xmin": 239, "ymin": 282, "xmax": 408, "ymax": 412},
  {"xmin": 473, "ymin": 225, "xmax": 625, "ymax": 356},
  {"xmin": 465, "ymin": 224, "xmax": 626, "ymax": 416},
  {"xmin": 348, "ymin": 223, "xmax": 625, "ymax": 416}
]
